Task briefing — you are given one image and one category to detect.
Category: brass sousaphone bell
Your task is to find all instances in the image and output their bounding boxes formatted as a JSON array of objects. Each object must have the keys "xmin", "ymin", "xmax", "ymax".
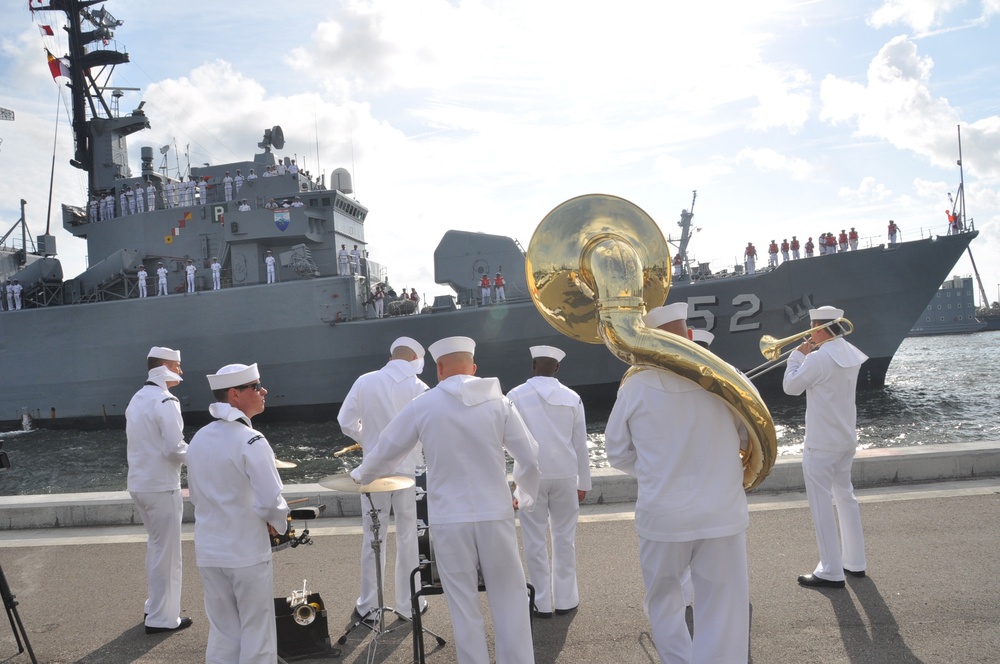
[{"xmin": 525, "ymin": 194, "xmax": 777, "ymax": 490}]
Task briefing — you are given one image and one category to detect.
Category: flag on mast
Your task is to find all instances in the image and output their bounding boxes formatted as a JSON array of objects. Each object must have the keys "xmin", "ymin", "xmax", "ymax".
[{"xmin": 45, "ymin": 49, "xmax": 71, "ymax": 81}]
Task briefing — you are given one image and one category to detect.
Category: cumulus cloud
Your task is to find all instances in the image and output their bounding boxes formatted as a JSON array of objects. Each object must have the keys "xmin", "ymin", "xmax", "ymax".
[
  {"xmin": 735, "ymin": 147, "xmax": 815, "ymax": 180},
  {"xmin": 839, "ymin": 176, "xmax": 894, "ymax": 203},
  {"xmin": 868, "ymin": 0, "xmax": 964, "ymax": 32}
]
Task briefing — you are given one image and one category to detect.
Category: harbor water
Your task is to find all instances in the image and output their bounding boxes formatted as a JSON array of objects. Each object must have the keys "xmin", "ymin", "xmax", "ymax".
[{"xmin": 2, "ymin": 331, "xmax": 998, "ymax": 496}]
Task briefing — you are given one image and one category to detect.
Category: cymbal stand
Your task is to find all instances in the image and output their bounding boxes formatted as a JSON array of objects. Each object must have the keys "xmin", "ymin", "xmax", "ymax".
[
  {"xmin": 337, "ymin": 492, "xmax": 409, "ymax": 662},
  {"xmin": 0, "ymin": 563, "xmax": 37, "ymax": 664}
]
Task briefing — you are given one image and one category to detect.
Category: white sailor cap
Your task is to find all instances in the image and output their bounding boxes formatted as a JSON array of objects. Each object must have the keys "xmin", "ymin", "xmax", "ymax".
[
  {"xmin": 529, "ymin": 345, "xmax": 566, "ymax": 362},
  {"xmin": 390, "ymin": 336, "xmax": 425, "ymax": 359},
  {"xmin": 428, "ymin": 336, "xmax": 475, "ymax": 362},
  {"xmin": 691, "ymin": 329, "xmax": 714, "ymax": 347},
  {"xmin": 207, "ymin": 363, "xmax": 260, "ymax": 390},
  {"xmin": 809, "ymin": 306, "xmax": 844, "ymax": 322},
  {"xmin": 147, "ymin": 346, "xmax": 181, "ymax": 362},
  {"xmin": 148, "ymin": 365, "xmax": 182, "ymax": 383},
  {"xmin": 642, "ymin": 302, "xmax": 688, "ymax": 329}
]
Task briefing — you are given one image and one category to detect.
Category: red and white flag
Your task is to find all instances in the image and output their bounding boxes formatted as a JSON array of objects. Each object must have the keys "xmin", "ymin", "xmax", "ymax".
[
  {"xmin": 45, "ymin": 49, "xmax": 71, "ymax": 81},
  {"xmin": 29, "ymin": 0, "xmax": 50, "ymax": 11},
  {"xmin": 38, "ymin": 24, "xmax": 54, "ymax": 36}
]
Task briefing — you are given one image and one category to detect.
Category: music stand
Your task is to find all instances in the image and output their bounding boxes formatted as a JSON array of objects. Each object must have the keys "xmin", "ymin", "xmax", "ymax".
[{"xmin": 0, "ymin": 563, "xmax": 37, "ymax": 664}]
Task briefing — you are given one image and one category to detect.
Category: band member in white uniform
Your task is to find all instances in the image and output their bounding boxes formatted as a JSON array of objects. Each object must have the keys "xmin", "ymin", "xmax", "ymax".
[
  {"xmin": 156, "ymin": 262, "xmax": 169, "ymax": 296},
  {"xmin": 137, "ymin": 265, "xmax": 148, "ymax": 298},
  {"xmin": 126, "ymin": 346, "xmax": 192, "ymax": 634},
  {"xmin": 605, "ymin": 302, "xmax": 750, "ymax": 664},
  {"xmin": 264, "ymin": 251, "xmax": 276, "ymax": 284},
  {"xmin": 352, "ymin": 336, "xmax": 540, "ymax": 664},
  {"xmin": 187, "ymin": 363, "xmax": 289, "ymax": 664},
  {"xmin": 185, "ymin": 260, "xmax": 197, "ymax": 293},
  {"xmin": 338, "ymin": 337, "xmax": 430, "ymax": 619},
  {"xmin": 210, "ymin": 257, "xmax": 222, "ymax": 290},
  {"xmin": 507, "ymin": 345, "xmax": 590, "ymax": 618},
  {"xmin": 783, "ymin": 306, "xmax": 868, "ymax": 588}
]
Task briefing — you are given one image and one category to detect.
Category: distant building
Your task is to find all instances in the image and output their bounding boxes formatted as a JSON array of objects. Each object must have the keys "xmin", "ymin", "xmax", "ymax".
[{"xmin": 909, "ymin": 276, "xmax": 987, "ymax": 336}]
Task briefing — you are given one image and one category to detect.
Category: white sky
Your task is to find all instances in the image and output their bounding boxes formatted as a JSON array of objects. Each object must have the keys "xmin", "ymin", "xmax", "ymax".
[{"xmin": 2, "ymin": 0, "xmax": 999, "ymax": 307}]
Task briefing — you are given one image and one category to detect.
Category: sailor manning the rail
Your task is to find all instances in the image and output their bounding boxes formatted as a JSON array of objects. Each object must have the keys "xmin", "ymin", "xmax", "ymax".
[
  {"xmin": 265, "ymin": 251, "xmax": 276, "ymax": 284},
  {"xmin": 187, "ymin": 363, "xmax": 289, "ymax": 663},
  {"xmin": 338, "ymin": 244, "xmax": 350, "ymax": 276},
  {"xmin": 126, "ymin": 346, "xmax": 193, "ymax": 635},
  {"xmin": 352, "ymin": 336, "xmax": 540, "ymax": 664},
  {"xmin": 605, "ymin": 302, "xmax": 751, "ymax": 664},
  {"xmin": 507, "ymin": 345, "xmax": 590, "ymax": 619},
  {"xmin": 185, "ymin": 260, "xmax": 197, "ymax": 293},
  {"xmin": 338, "ymin": 336, "xmax": 430, "ymax": 620},
  {"xmin": 156, "ymin": 262, "xmax": 168, "ymax": 296},
  {"xmin": 137, "ymin": 265, "xmax": 148, "ymax": 298}
]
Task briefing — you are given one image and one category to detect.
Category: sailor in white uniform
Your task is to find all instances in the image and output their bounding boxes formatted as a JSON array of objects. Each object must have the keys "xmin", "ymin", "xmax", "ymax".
[
  {"xmin": 120, "ymin": 190, "xmax": 129, "ymax": 216},
  {"xmin": 210, "ymin": 257, "xmax": 221, "ymax": 290},
  {"xmin": 507, "ymin": 345, "xmax": 590, "ymax": 618},
  {"xmin": 264, "ymin": 251, "xmax": 276, "ymax": 284},
  {"xmin": 4, "ymin": 280, "xmax": 11, "ymax": 310},
  {"xmin": 222, "ymin": 172, "xmax": 233, "ymax": 202},
  {"xmin": 783, "ymin": 306, "xmax": 868, "ymax": 588},
  {"xmin": 349, "ymin": 245, "xmax": 362, "ymax": 274},
  {"xmin": 135, "ymin": 183, "xmax": 145, "ymax": 213},
  {"xmin": 156, "ymin": 262, "xmax": 169, "ymax": 296},
  {"xmin": 187, "ymin": 363, "xmax": 288, "ymax": 664},
  {"xmin": 137, "ymin": 266, "xmax": 148, "ymax": 298},
  {"xmin": 185, "ymin": 260, "xmax": 197, "ymax": 293},
  {"xmin": 338, "ymin": 244, "xmax": 350, "ymax": 276},
  {"xmin": 605, "ymin": 302, "xmax": 750, "ymax": 664},
  {"xmin": 126, "ymin": 185, "xmax": 136, "ymax": 214},
  {"xmin": 234, "ymin": 169, "xmax": 244, "ymax": 195},
  {"xmin": 338, "ymin": 337, "xmax": 430, "ymax": 619},
  {"xmin": 126, "ymin": 347, "xmax": 192, "ymax": 634},
  {"xmin": 146, "ymin": 181, "xmax": 156, "ymax": 211},
  {"xmin": 99, "ymin": 194, "xmax": 109, "ymax": 221},
  {"xmin": 90, "ymin": 197, "xmax": 99, "ymax": 223},
  {"xmin": 11, "ymin": 280, "xmax": 22, "ymax": 310},
  {"xmin": 352, "ymin": 336, "xmax": 540, "ymax": 664}
]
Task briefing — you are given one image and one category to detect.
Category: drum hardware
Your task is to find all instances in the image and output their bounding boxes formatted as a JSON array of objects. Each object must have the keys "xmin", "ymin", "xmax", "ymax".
[
  {"xmin": 0, "ymin": 441, "xmax": 38, "ymax": 664},
  {"xmin": 271, "ymin": 503, "xmax": 326, "ymax": 552},
  {"xmin": 322, "ymin": 472, "xmax": 443, "ymax": 660}
]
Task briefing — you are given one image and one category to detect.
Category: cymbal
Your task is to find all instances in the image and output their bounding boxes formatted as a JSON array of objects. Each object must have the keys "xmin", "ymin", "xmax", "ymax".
[
  {"xmin": 275, "ymin": 458, "xmax": 297, "ymax": 469},
  {"xmin": 318, "ymin": 473, "xmax": 415, "ymax": 493}
]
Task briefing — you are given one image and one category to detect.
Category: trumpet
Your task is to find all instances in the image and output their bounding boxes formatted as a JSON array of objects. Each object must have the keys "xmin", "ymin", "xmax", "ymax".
[
  {"xmin": 287, "ymin": 579, "xmax": 322, "ymax": 626},
  {"xmin": 746, "ymin": 317, "xmax": 853, "ymax": 380}
]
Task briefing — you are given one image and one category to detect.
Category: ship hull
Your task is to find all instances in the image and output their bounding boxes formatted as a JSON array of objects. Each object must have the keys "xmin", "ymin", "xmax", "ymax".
[{"xmin": 0, "ymin": 232, "xmax": 976, "ymax": 428}]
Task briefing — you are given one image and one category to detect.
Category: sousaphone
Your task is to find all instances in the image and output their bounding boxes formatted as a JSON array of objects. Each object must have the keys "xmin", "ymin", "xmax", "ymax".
[{"xmin": 525, "ymin": 194, "xmax": 776, "ymax": 490}]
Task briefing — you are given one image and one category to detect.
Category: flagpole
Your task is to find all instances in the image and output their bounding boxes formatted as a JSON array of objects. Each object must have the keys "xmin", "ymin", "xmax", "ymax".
[{"xmin": 45, "ymin": 87, "xmax": 62, "ymax": 236}]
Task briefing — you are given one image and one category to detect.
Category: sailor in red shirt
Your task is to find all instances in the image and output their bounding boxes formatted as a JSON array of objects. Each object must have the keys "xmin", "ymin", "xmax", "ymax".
[
  {"xmin": 826, "ymin": 233, "xmax": 838, "ymax": 254},
  {"xmin": 888, "ymin": 220, "xmax": 899, "ymax": 246},
  {"xmin": 744, "ymin": 242, "xmax": 758, "ymax": 275},
  {"xmin": 790, "ymin": 236, "xmax": 801, "ymax": 260},
  {"xmin": 493, "ymin": 272, "xmax": 506, "ymax": 302},
  {"xmin": 780, "ymin": 239, "xmax": 790, "ymax": 263},
  {"xmin": 838, "ymin": 230, "xmax": 848, "ymax": 253},
  {"xmin": 848, "ymin": 228, "xmax": 859, "ymax": 251},
  {"xmin": 480, "ymin": 274, "xmax": 492, "ymax": 305},
  {"xmin": 805, "ymin": 237, "xmax": 815, "ymax": 258},
  {"xmin": 767, "ymin": 240, "xmax": 779, "ymax": 268}
]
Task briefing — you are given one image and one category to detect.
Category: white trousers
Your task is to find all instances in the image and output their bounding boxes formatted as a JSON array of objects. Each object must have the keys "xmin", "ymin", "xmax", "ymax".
[
  {"xmin": 339, "ymin": 261, "xmax": 349, "ymax": 276},
  {"xmin": 130, "ymin": 490, "xmax": 184, "ymax": 628},
  {"xmin": 266, "ymin": 267, "xmax": 275, "ymax": 284},
  {"xmin": 138, "ymin": 280, "xmax": 147, "ymax": 298},
  {"xmin": 375, "ymin": 300, "xmax": 384, "ymax": 317},
  {"xmin": 187, "ymin": 274, "xmax": 195, "ymax": 292},
  {"xmin": 158, "ymin": 279, "xmax": 168, "ymax": 296},
  {"xmin": 199, "ymin": 561, "xmax": 277, "ymax": 664},
  {"xmin": 518, "ymin": 477, "xmax": 579, "ymax": 613},
  {"xmin": 768, "ymin": 252, "xmax": 778, "ymax": 267},
  {"xmin": 213, "ymin": 272, "xmax": 221, "ymax": 290},
  {"xmin": 432, "ymin": 520, "xmax": 534, "ymax": 664},
  {"xmin": 639, "ymin": 532, "xmax": 749, "ymax": 664},
  {"xmin": 496, "ymin": 286, "xmax": 505, "ymax": 301},
  {"xmin": 745, "ymin": 259, "xmax": 755, "ymax": 274},
  {"xmin": 802, "ymin": 447, "xmax": 866, "ymax": 580},
  {"xmin": 357, "ymin": 487, "xmax": 426, "ymax": 617},
  {"xmin": 481, "ymin": 288, "xmax": 490, "ymax": 305}
]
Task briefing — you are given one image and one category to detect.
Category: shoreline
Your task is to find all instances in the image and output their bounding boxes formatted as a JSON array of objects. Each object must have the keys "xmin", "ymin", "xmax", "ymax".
[{"xmin": 2, "ymin": 440, "xmax": 998, "ymax": 531}]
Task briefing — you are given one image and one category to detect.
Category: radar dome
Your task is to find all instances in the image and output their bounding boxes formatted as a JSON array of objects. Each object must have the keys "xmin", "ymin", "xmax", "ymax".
[{"xmin": 331, "ymin": 168, "xmax": 353, "ymax": 194}]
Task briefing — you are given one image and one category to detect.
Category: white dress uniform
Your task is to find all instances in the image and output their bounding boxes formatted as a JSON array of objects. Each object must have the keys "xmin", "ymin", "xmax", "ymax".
[
  {"xmin": 126, "ymin": 365, "xmax": 188, "ymax": 630},
  {"xmin": 4, "ymin": 282, "xmax": 11, "ymax": 310},
  {"xmin": 185, "ymin": 263, "xmax": 196, "ymax": 293},
  {"xmin": 157, "ymin": 266, "xmax": 169, "ymax": 296},
  {"xmin": 99, "ymin": 195, "xmax": 109, "ymax": 221},
  {"xmin": 338, "ymin": 355, "xmax": 429, "ymax": 617},
  {"xmin": 349, "ymin": 249, "xmax": 362, "ymax": 274},
  {"xmin": 187, "ymin": 401, "xmax": 289, "ymax": 664},
  {"xmin": 783, "ymin": 334, "xmax": 869, "ymax": 582},
  {"xmin": 264, "ymin": 255, "xmax": 276, "ymax": 283},
  {"xmin": 11, "ymin": 282, "xmax": 22, "ymax": 309},
  {"xmin": 338, "ymin": 248, "xmax": 350, "ymax": 276},
  {"xmin": 136, "ymin": 186, "xmax": 145, "ymax": 213},
  {"xmin": 211, "ymin": 261, "xmax": 221, "ymax": 290},
  {"xmin": 90, "ymin": 198, "xmax": 98, "ymax": 223},
  {"xmin": 353, "ymin": 371, "xmax": 540, "ymax": 664},
  {"xmin": 605, "ymin": 368, "xmax": 750, "ymax": 664},
  {"xmin": 234, "ymin": 172, "xmax": 244, "ymax": 194},
  {"xmin": 223, "ymin": 175, "xmax": 233, "ymax": 202},
  {"xmin": 137, "ymin": 268, "xmax": 148, "ymax": 298},
  {"xmin": 146, "ymin": 183, "xmax": 156, "ymax": 211},
  {"xmin": 507, "ymin": 375, "xmax": 590, "ymax": 615},
  {"xmin": 127, "ymin": 187, "xmax": 136, "ymax": 214},
  {"xmin": 120, "ymin": 191, "xmax": 129, "ymax": 216},
  {"xmin": 185, "ymin": 179, "xmax": 196, "ymax": 207}
]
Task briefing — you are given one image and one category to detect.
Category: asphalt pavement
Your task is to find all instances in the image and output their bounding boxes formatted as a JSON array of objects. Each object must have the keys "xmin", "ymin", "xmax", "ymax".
[{"xmin": 1, "ymin": 478, "xmax": 998, "ymax": 664}]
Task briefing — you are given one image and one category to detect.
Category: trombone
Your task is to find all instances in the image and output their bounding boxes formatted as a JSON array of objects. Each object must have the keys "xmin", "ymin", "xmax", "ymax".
[{"xmin": 745, "ymin": 317, "xmax": 853, "ymax": 380}]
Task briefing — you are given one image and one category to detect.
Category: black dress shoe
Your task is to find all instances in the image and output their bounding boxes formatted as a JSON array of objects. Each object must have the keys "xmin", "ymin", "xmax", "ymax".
[
  {"xmin": 844, "ymin": 568, "xmax": 866, "ymax": 578},
  {"xmin": 798, "ymin": 574, "xmax": 845, "ymax": 589},
  {"xmin": 554, "ymin": 605, "xmax": 578, "ymax": 615},
  {"xmin": 531, "ymin": 608, "xmax": 553, "ymax": 619},
  {"xmin": 146, "ymin": 617, "xmax": 193, "ymax": 634}
]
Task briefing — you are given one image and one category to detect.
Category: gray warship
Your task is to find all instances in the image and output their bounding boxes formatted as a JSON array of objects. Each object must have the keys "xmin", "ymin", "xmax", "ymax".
[{"xmin": 1, "ymin": 0, "xmax": 978, "ymax": 428}]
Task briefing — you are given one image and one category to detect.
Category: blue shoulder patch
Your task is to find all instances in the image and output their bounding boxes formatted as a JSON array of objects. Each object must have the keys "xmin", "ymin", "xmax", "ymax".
[{"xmin": 246, "ymin": 434, "xmax": 264, "ymax": 446}]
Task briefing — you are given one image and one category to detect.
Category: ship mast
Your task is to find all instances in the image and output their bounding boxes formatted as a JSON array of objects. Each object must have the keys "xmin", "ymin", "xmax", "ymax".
[{"xmin": 54, "ymin": 0, "xmax": 149, "ymax": 195}]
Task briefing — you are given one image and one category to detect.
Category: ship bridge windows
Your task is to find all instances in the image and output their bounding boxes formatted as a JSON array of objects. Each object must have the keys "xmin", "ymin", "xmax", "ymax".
[{"xmin": 334, "ymin": 197, "xmax": 367, "ymax": 221}]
